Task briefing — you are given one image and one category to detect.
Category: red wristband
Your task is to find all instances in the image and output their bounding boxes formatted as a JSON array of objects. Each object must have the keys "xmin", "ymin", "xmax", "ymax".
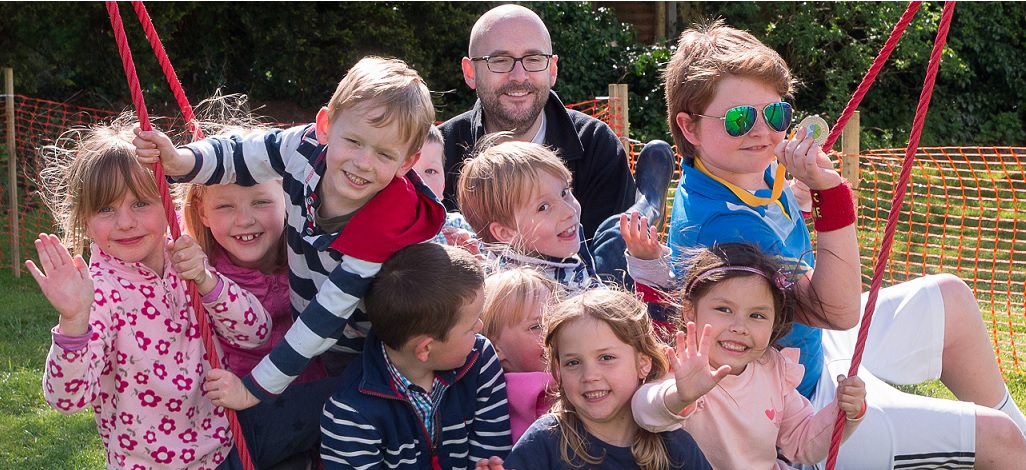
[
  {"xmin": 810, "ymin": 180, "xmax": 856, "ymax": 232},
  {"xmin": 848, "ymin": 400, "xmax": 868, "ymax": 421}
]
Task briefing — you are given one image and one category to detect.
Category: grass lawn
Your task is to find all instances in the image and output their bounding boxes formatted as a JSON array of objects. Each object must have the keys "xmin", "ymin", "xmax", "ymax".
[{"xmin": 0, "ymin": 269, "xmax": 104, "ymax": 468}]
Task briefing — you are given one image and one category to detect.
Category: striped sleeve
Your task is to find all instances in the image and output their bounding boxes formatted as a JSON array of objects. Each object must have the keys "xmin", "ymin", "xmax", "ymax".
[
  {"xmin": 320, "ymin": 396, "xmax": 386, "ymax": 469},
  {"xmin": 244, "ymin": 255, "xmax": 380, "ymax": 399},
  {"xmin": 467, "ymin": 338, "xmax": 513, "ymax": 462},
  {"xmin": 178, "ymin": 125, "xmax": 307, "ymax": 185}
]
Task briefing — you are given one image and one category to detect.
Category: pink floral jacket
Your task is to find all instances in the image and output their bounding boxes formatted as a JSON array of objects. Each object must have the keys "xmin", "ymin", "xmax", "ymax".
[{"xmin": 42, "ymin": 243, "xmax": 270, "ymax": 470}]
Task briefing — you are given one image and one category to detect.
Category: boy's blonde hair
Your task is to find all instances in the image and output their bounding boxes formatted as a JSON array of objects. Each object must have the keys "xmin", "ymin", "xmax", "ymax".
[
  {"xmin": 38, "ymin": 113, "xmax": 162, "ymax": 256},
  {"xmin": 456, "ymin": 137, "xmax": 572, "ymax": 244},
  {"xmin": 325, "ymin": 56, "xmax": 434, "ymax": 157},
  {"xmin": 543, "ymin": 289, "xmax": 674, "ymax": 470},
  {"xmin": 664, "ymin": 20, "xmax": 795, "ymax": 162},
  {"xmin": 482, "ymin": 267, "xmax": 561, "ymax": 341}
]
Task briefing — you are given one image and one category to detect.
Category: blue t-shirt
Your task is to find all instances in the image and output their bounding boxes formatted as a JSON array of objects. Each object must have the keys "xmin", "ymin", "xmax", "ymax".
[
  {"xmin": 503, "ymin": 414, "xmax": 712, "ymax": 470},
  {"xmin": 667, "ymin": 161, "xmax": 823, "ymax": 397}
]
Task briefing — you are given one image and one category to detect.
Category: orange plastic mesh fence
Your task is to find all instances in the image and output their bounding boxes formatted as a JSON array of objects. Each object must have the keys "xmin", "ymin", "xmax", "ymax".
[
  {"xmin": 854, "ymin": 147, "xmax": 1026, "ymax": 374},
  {"xmin": 4, "ymin": 96, "xmax": 1025, "ymax": 375},
  {"xmin": 1, "ymin": 96, "xmax": 118, "ymax": 270}
]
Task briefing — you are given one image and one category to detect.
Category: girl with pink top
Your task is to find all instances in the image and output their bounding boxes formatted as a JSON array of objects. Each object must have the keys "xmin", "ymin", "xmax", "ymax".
[
  {"xmin": 502, "ymin": 289, "xmax": 712, "ymax": 470},
  {"xmin": 182, "ymin": 181, "xmax": 325, "ymax": 383},
  {"xmin": 628, "ymin": 243, "xmax": 866, "ymax": 469},
  {"xmin": 481, "ymin": 267, "xmax": 560, "ymax": 442},
  {"xmin": 182, "ymin": 180, "xmax": 336, "ymax": 468},
  {"xmin": 25, "ymin": 117, "xmax": 270, "ymax": 470}
]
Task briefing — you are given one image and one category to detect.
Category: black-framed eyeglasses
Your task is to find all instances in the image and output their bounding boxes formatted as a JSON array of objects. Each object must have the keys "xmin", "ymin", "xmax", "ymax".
[{"xmin": 470, "ymin": 54, "xmax": 554, "ymax": 73}]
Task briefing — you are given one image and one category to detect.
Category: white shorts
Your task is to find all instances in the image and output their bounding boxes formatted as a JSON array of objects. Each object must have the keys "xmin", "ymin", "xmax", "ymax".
[{"xmin": 807, "ymin": 275, "xmax": 977, "ymax": 469}]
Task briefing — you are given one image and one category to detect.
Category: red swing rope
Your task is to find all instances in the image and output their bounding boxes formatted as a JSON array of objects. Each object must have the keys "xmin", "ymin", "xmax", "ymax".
[
  {"xmin": 824, "ymin": 3, "xmax": 957, "ymax": 469},
  {"xmin": 130, "ymin": 1, "xmax": 203, "ymax": 141},
  {"xmin": 821, "ymin": 1, "xmax": 922, "ymax": 153},
  {"xmin": 105, "ymin": 3, "xmax": 255, "ymax": 469}
]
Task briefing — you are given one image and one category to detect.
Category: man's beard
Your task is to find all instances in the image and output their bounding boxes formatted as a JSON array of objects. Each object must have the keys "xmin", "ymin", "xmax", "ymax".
[{"xmin": 480, "ymin": 82, "xmax": 548, "ymax": 135}]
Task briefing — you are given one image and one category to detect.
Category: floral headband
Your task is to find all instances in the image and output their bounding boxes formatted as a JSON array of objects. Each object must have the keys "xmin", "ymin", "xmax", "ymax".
[{"xmin": 684, "ymin": 266, "xmax": 794, "ymax": 298}]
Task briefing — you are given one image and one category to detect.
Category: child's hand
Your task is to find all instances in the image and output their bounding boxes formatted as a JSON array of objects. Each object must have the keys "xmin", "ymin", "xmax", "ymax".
[
  {"xmin": 132, "ymin": 125, "xmax": 193, "ymax": 176},
  {"xmin": 25, "ymin": 233, "xmax": 93, "ymax": 336},
  {"xmin": 205, "ymin": 368, "xmax": 260, "ymax": 411},
  {"xmin": 475, "ymin": 457, "xmax": 505, "ymax": 469},
  {"xmin": 620, "ymin": 211, "xmax": 664, "ymax": 261},
  {"xmin": 442, "ymin": 226, "xmax": 481, "ymax": 255},
  {"xmin": 775, "ymin": 125, "xmax": 842, "ymax": 191},
  {"xmin": 835, "ymin": 374, "xmax": 867, "ymax": 420},
  {"xmin": 168, "ymin": 235, "xmax": 217, "ymax": 295},
  {"xmin": 789, "ymin": 178, "xmax": 813, "ymax": 213},
  {"xmin": 668, "ymin": 322, "xmax": 731, "ymax": 405}
]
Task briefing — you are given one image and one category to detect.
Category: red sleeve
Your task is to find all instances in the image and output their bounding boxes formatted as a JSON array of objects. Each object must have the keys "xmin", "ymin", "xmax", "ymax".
[{"xmin": 330, "ymin": 173, "xmax": 446, "ymax": 263}]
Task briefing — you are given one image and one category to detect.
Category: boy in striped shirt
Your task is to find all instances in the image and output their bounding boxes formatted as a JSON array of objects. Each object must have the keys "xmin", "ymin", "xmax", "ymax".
[
  {"xmin": 320, "ymin": 242, "xmax": 511, "ymax": 469},
  {"xmin": 133, "ymin": 56, "xmax": 446, "ymax": 407}
]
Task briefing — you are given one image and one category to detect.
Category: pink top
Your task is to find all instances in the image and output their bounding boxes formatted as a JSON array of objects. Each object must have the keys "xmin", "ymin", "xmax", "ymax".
[
  {"xmin": 632, "ymin": 348, "xmax": 860, "ymax": 470},
  {"xmin": 505, "ymin": 371, "xmax": 554, "ymax": 443},
  {"xmin": 43, "ymin": 243, "xmax": 271, "ymax": 470},
  {"xmin": 211, "ymin": 250, "xmax": 325, "ymax": 383}
]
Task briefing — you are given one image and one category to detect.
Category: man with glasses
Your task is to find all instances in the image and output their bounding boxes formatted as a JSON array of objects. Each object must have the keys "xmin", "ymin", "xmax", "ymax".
[
  {"xmin": 439, "ymin": 3, "xmax": 645, "ymax": 243},
  {"xmin": 441, "ymin": 4, "xmax": 678, "ymax": 292}
]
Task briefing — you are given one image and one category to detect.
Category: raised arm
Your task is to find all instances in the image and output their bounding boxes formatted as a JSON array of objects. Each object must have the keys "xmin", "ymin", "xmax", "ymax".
[
  {"xmin": 776, "ymin": 126, "xmax": 861, "ymax": 329},
  {"xmin": 632, "ymin": 323, "xmax": 730, "ymax": 432},
  {"xmin": 28, "ymin": 234, "xmax": 108, "ymax": 413},
  {"xmin": 135, "ymin": 124, "xmax": 304, "ymax": 184}
]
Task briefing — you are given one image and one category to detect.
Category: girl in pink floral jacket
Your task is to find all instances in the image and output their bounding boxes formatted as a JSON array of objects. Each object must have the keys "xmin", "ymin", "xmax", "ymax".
[{"xmin": 26, "ymin": 117, "xmax": 270, "ymax": 470}]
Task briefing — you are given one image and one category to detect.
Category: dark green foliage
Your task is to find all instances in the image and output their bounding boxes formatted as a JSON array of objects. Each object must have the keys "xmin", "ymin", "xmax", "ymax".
[
  {"xmin": 714, "ymin": 2, "xmax": 1026, "ymax": 148},
  {"xmin": 0, "ymin": 2, "xmax": 1024, "ymax": 146}
]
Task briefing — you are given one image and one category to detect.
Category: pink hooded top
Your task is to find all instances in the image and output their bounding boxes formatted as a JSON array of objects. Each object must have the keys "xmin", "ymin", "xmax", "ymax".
[
  {"xmin": 210, "ymin": 250, "xmax": 325, "ymax": 383},
  {"xmin": 43, "ymin": 243, "xmax": 271, "ymax": 470},
  {"xmin": 505, "ymin": 371, "xmax": 554, "ymax": 443},
  {"xmin": 632, "ymin": 348, "xmax": 860, "ymax": 470}
]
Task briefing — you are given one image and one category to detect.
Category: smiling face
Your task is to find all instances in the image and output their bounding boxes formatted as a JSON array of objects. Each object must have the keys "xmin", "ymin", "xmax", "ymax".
[
  {"xmin": 315, "ymin": 102, "xmax": 419, "ymax": 218},
  {"xmin": 677, "ymin": 75, "xmax": 788, "ymax": 190},
  {"xmin": 687, "ymin": 275, "xmax": 776, "ymax": 375},
  {"xmin": 198, "ymin": 181, "xmax": 286, "ymax": 274},
  {"xmin": 87, "ymin": 190, "xmax": 168, "ymax": 273},
  {"xmin": 492, "ymin": 169, "xmax": 581, "ymax": 258},
  {"xmin": 462, "ymin": 13, "xmax": 558, "ymax": 138},
  {"xmin": 554, "ymin": 316, "xmax": 651, "ymax": 440}
]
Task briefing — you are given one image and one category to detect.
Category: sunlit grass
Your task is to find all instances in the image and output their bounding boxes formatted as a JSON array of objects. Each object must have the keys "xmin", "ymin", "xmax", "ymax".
[{"xmin": 0, "ymin": 270, "xmax": 105, "ymax": 469}]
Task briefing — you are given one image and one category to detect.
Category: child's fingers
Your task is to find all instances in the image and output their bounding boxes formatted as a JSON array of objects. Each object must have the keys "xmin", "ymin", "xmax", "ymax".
[
  {"xmin": 33, "ymin": 236, "xmax": 54, "ymax": 271},
  {"xmin": 25, "ymin": 260, "xmax": 45, "ymax": 284},
  {"xmin": 682, "ymin": 322, "xmax": 697, "ymax": 359},
  {"xmin": 664, "ymin": 343, "xmax": 680, "ymax": 370},
  {"xmin": 694, "ymin": 323, "xmax": 714, "ymax": 357},
  {"xmin": 712, "ymin": 364, "xmax": 732, "ymax": 381}
]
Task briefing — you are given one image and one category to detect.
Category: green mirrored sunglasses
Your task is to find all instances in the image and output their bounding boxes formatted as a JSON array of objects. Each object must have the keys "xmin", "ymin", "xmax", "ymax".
[{"xmin": 694, "ymin": 102, "xmax": 794, "ymax": 137}]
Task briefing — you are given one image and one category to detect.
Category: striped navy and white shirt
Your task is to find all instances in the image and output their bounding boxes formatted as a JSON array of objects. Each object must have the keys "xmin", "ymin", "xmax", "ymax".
[
  {"xmin": 178, "ymin": 124, "xmax": 444, "ymax": 400},
  {"xmin": 321, "ymin": 333, "xmax": 512, "ymax": 469}
]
